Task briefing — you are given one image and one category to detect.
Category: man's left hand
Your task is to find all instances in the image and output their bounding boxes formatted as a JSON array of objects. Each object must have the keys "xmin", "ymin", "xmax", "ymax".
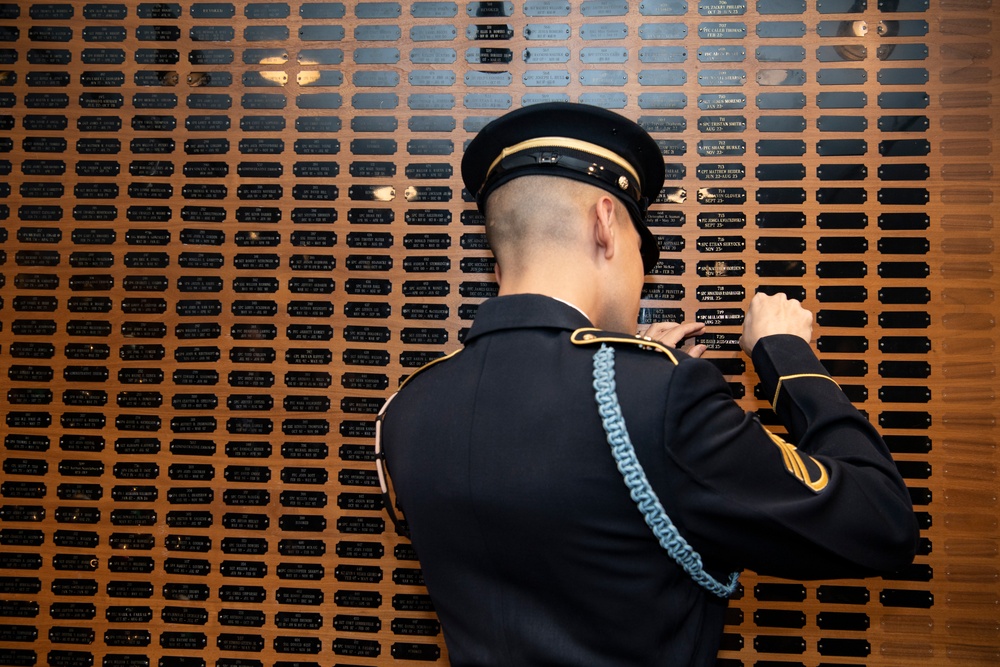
[{"xmin": 639, "ymin": 321, "xmax": 707, "ymax": 358}]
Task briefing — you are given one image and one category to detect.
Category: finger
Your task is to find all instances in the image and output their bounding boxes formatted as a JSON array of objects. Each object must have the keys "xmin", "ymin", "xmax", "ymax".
[
  {"xmin": 639, "ymin": 321, "xmax": 679, "ymax": 337},
  {"xmin": 645, "ymin": 321, "xmax": 700, "ymax": 338},
  {"xmin": 738, "ymin": 335, "xmax": 750, "ymax": 356},
  {"xmin": 646, "ymin": 321, "xmax": 705, "ymax": 347},
  {"xmin": 684, "ymin": 343, "xmax": 708, "ymax": 359}
]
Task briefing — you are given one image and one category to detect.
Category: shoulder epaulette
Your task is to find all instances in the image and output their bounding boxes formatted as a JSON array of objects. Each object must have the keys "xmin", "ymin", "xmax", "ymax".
[
  {"xmin": 570, "ymin": 327, "xmax": 679, "ymax": 365},
  {"xmin": 397, "ymin": 348, "xmax": 462, "ymax": 391}
]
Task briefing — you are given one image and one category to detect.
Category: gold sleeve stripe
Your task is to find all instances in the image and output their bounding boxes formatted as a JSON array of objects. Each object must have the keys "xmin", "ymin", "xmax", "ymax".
[
  {"xmin": 772, "ymin": 373, "xmax": 841, "ymax": 411},
  {"xmin": 764, "ymin": 429, "xmax": 829, "ymax": 493}
]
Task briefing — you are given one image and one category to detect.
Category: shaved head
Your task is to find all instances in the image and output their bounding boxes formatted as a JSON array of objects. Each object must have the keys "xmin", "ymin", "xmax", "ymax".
[
  {"xmin": 481, "ymin": 175, "xmax": 646, "ymax": 332},
  {"xmin": 484, "ymin": 176, "xmax": 626, "ymax": 275}
]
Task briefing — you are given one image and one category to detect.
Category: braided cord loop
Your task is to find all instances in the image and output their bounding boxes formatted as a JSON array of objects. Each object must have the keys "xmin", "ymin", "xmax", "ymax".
[{"xmin": 591, "ymin": 344, "xmax": 740, "ymax": 598}]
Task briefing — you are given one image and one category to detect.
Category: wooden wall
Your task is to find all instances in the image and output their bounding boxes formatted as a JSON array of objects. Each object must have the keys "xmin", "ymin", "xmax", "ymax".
[{"xmin": 0, "ymin": 1, "xmax": 997, "ymax": 664}]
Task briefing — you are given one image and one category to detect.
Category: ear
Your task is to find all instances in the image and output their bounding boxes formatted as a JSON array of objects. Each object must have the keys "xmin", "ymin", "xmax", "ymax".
[
  {"xmin": 493, "ymin": 260, "xmax": 503, "ymax": 286},
  {"xmin": 593, "ymin": 195, "xmax": 618, "ymax": 262}
]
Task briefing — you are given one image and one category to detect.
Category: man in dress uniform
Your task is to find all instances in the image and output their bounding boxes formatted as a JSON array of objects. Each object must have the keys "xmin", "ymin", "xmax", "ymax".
[{"xmin": 378, "ymin": 103, "xmax": 918, "ymax": 666}]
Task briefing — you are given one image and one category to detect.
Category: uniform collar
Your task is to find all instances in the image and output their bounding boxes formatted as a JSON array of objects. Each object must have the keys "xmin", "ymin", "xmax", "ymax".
[
  {"xmin": 549, "ymin": 296, "xmax": 592, "ymax": 322},
  {"xmin": 463, "ymin": 294, "xmax": 594, "ymax": 344}
]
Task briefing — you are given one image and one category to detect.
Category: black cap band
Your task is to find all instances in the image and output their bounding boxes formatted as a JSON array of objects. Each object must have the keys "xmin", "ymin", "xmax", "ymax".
[{"xmin": 478, "ymin": 146, "xmax": 645, "ymax": 214}]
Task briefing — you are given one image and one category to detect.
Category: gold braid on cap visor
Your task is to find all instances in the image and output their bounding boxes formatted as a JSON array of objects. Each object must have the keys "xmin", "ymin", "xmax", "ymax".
[{"xmin": 481, "ymin": 136, "xmax": 643, "ymax": 202}]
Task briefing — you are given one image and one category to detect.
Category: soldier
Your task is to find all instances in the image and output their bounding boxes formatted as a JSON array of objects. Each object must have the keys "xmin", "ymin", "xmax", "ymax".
[{"xmin": 378, "ymin": 102, "xmax": 918, "ymax": 665}]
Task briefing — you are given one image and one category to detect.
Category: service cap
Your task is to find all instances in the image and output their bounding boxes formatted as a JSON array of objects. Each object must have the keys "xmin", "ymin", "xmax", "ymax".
[{"xmin": 461, "ymin": 102, "xmax": 665, "ymax": 273}]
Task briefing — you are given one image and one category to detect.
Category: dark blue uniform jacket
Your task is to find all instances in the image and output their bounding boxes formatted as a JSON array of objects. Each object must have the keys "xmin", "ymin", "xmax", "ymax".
[{"xmin": 382, "ymin": 294, "xmax": 919, "ymax": 666}]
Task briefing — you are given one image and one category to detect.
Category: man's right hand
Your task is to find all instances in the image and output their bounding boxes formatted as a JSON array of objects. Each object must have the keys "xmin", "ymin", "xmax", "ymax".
[{"xmin": 740, "ymin": 293, "xmax": 814, "ymax": 356}]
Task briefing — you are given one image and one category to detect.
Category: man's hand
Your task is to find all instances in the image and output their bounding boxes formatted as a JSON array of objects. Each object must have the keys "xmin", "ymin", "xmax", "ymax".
[
  {"xmin": 740, "ymin": 293, "xmax": 813, "ymax": 356},
  {"xmin": 641, "ymin": 321, "xmax": 707, "ymax": 358}
]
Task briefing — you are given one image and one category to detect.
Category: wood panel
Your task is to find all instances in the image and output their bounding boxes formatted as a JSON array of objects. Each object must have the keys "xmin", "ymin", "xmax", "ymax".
[{"xmin": 0, "ymin": 1, "xmax": 997, "ymax": 665}]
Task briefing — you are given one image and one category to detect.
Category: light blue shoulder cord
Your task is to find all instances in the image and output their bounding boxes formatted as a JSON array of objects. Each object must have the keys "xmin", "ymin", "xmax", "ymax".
[{"xmin": 591, "ymin": 344, "xmax": 740, "ymax": 598}]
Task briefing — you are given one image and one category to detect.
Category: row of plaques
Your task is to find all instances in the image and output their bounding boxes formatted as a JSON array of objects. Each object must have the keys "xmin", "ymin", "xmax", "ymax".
[
  {"xmin": 0, "ymin": 191, "xmax": 936, "ymax": 220},
  {"xmin": 0, "ymin": 0, "xmax": 936, "ymax": 19},
  {"xmin": 0, "ymin": 189, "xmax": 938, "ymax": 213},
  {"xmin": 0, "ymin": 299, "xmax": 935, "ymax": 342},
  {"xmin": 0, "ymin": 279, "xmax": 934, "ymax": 312},
  {"xmin": 0, "ymin": 214, "xmax": 936, "ymax": 244},
  {"xmin": 0, "ymin": 213, "xmax": 934, "ymax": 246},
  {"xmin": 2, "ymin": 21, "xmax": 934, "ymax": 43},
  {"xmin": 0, "ymin": 0, "xmax": 935, "ymax": 21},
  {"xmin": 2, "ymin": 437, "xmax": 363, "ymax": 459},
  {"xmin": 0, "ymin": 162, "xmax": 931, "ymax": 190},
  {"xmin": 0, "ymin": 233, "xmax": 933, "ymax": 264},
  {"xmin": 1, "ymin": 111, "xmax": 931, "ymax": 143},
  {"xmin": 0, "ymin": 140, "xmax": 930, "ymax": 166},
  {"xmin": 0, "ymin": 87, "xmax": 933, "ymax": 112},
  {"xmin": 1, "ymin": 45, "xmax": 931, "ymax": 67}
]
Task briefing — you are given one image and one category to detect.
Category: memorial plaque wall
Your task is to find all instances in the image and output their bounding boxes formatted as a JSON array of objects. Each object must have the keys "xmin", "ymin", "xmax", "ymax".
[{"xmin": 0, "ymin": 1, "xmax": 998, "ymax": 665}]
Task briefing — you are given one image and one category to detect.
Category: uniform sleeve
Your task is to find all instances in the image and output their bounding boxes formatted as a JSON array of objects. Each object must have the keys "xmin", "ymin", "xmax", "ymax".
[{"xmin": 660, "ymin": 334, "xmax": 919, "ymax": 579}]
